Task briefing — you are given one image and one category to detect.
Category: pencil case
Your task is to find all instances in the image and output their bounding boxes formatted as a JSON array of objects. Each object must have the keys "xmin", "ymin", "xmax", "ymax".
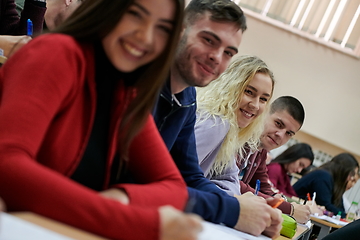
[{"xmin": 280, "ymin": 213, "xmax": 297, "ymax": 238}]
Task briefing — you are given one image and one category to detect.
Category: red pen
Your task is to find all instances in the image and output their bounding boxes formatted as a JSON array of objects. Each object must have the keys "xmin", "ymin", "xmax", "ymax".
[{"xmin": 307, "ymin": 193, "xmax": 312, "ymax": 201}]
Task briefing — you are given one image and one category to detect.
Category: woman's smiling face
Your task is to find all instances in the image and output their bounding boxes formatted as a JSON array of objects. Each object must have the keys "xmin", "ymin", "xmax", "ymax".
[
  {"xmin": 236, "ymin": 72, "xmax": 273, "ymax": 128},
  {"xmin": 102, "ymin": 0, "xmax": 175, "ymax": 72}
]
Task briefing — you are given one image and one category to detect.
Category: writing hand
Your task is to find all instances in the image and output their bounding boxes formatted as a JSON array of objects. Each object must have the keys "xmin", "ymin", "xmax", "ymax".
[
  {"xmin": 234, "ymin": 192, "xmax": 281, "ymax": 237},
  {"xmin": 0, "ymin": 35, "xmax": 32, "ymax": 58},
  {"xmin": 159, "ymin": 205, "xmax": 202, "ymax": 240}
]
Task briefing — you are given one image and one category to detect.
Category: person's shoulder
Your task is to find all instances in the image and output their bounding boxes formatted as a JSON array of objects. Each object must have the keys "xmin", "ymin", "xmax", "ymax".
[
  {"xmin": 34, "ymin": 34, "xmax": 78, "ymax": 46},
  {"xmin": 196, "ymin": 111, "xmax": 229, "ymax": 129},
  {"xmin": 267, "ymin": 162, "xmax": 281, "ymax": 168},
  {"xmin": 30, "ymin": 34, "xmax": 88, "ymax": 57},
  {"xmin": 303, "ymin": 169, "xmax": 331, "ymax": 179},
  {"xmin": 267, "ymin": 162, "xmax": 282, "ymax": 172},
  {"xmin": 183, "ymin": 86, "xmax": 196, "ymax": 100}
]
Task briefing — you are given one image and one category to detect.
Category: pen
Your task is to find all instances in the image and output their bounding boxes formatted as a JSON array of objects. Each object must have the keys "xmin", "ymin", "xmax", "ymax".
[
  {"xmin": 27, "ymin": 19, "xmax": 33, "ymax": 37},
  {"xmin": 254, "ymin": 179, "xmax": 260, "ymax": 195},
  {"xmin": 272, "ymin": 198, "xmax": 284, "ymax": 208},
  {"xmin": 312, "ymin": 192, "xmax": 316, "ymax": 206}
]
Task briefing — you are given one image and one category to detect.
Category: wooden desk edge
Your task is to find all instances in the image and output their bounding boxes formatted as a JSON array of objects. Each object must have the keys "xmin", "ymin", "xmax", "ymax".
[
  {"xmin": 11, "ymin": 212, "xmax": 108, "ymax": 240},
  {"xmin": 310, "ymin": 216, "xmax": 343, "ymax": 229}
]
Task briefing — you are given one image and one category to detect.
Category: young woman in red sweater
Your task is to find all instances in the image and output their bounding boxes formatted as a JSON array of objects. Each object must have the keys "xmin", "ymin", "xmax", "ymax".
[{"xmin": 0, "ymin": 0, "xmax": 202, "ymax": 239}]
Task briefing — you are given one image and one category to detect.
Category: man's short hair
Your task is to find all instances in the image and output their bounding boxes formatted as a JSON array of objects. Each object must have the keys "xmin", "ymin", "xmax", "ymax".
[
  {"xmin": 184, "ymin": 0, "xmax": 247, "ymax": 32},
  {"xmin": 270, "ymin": 96, "xmax": 305, "ymax": 127}
]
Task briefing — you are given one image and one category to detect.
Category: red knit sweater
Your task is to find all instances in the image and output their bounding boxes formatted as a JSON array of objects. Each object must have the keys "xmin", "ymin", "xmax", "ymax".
[{"xmin": 0, "ymin": 34, "xmax": 187, "ymax": 240}]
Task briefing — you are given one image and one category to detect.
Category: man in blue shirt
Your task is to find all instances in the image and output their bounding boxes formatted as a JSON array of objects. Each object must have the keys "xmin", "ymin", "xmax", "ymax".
[{"xmin": 153, "ymin": 0, "xmax": 283, "ymax": 237}]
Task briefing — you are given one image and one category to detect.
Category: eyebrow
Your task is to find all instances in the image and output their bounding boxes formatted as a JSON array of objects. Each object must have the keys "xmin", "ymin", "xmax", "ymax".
[
  {"xmin": 202, "ymin": 31, "xmax": 238, "ymax": 54},
  {"xmin": 276, "ymin": 118, "xmax": 296, "ymax": 136},
  {"xmin": 247, "ymin": 85, "xmax": 271, "ymax": 97},
  {"xmin": 133, "ymin": 2, "xmax": 174, "ymax": 25}
]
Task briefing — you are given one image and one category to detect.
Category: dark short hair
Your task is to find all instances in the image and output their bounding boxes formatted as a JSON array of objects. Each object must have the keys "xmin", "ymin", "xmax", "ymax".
[
  {"xmin": 184, "ymin": 0, "xmax": 247, "ymax": 32},
  {"xmin": 270, "ymin": 96, "xmax": 305, "ymax": 127}
]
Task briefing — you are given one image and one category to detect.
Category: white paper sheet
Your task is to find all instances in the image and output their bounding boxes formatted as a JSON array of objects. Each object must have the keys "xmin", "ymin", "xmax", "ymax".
[
  {"xmin": 311, "ymin": 214, "xmax": 348, "ymax": 226},
  {"xmin": 0, "ymin": 212, "xmax": 73, "ymax": 240},
  {"xmin": 198, "ymin": 221, "xmax": 271, "ymax": 240}
]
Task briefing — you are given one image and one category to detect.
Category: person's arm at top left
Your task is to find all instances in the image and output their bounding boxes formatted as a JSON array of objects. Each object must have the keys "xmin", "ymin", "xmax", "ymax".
[{"xmin": 0, "ymin": 35, "xmax": 31, "ymax": 58}]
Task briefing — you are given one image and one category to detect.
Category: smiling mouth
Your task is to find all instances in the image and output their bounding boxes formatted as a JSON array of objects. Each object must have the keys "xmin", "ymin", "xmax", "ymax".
[
  {"xmin": 268, "ymin": 136, "xmax": 277, "ymax": 145},
  {"xmin": 241, "ymin": 109, "xmax": 254, "ymax": 118},
  {"xmin": 198, "ymin": 62, "xmax": 215, "ymax": 75},
  {"xmin": 123, "ymin": 42, "xmax": 145, "ymax": 57}
]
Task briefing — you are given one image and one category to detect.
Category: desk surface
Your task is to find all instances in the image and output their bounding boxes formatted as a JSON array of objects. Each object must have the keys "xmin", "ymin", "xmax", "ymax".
[
  {"xmin": 11, "ymin": 212, "xmax": 107, "ymax": 240},
  {"xmin": 9, "ymin": 212, "xmax": 312, "ymax": 240},
  {"xmin": 310, "ymin": 216, "xmax": 343, "ymax": 229}
]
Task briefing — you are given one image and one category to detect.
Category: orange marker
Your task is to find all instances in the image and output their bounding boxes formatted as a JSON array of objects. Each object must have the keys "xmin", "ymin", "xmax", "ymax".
[
  {"xmin": 272, "ymin": 198, "xmax": 284, "ymax": 208},
  {"xmin": 307, "ymin": 193, "xmax": 312, "ymax": 201}
]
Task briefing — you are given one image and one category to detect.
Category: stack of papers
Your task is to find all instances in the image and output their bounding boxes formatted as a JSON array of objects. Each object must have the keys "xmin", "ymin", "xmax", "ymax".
[
  {"xmin": 0, "ymin": 212, "xmax": 73, "ymax": 240},
  {"xmin": 311, "ymin": 214, "xmax": 348, "ymax": 226},
  {"xmin": 199, "ymin": 221, "xmax": 271, "ymax": 240}
]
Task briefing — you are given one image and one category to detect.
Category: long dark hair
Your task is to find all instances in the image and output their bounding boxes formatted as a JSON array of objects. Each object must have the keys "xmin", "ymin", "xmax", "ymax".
[
  {"xmin": 55, "ymin": 0, "xmax": 185, "ymax": 162},
  {"xmin": 319, "ymin": 153, "xmax": 359, "ymax": 207},
  {"xmin": 273, "ymin": 143, "xmax": 314, "ymax": 165}
]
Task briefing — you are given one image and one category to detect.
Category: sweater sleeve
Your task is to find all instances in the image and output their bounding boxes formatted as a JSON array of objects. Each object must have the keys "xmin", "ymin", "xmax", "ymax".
[
  {"xmin": 267, "ymin": 163, "xmax": 282, "ymax": 190},
  {"xmin": 0, "ymin": 35, "xmax": 184, "ymax": 240},
  {"xmin": 248, "ymin": 156, "xmax": 275, "ymax": 196},
  {"xmin": 210, "ymin": 159, "xmax": 241, "ymax": 196}
]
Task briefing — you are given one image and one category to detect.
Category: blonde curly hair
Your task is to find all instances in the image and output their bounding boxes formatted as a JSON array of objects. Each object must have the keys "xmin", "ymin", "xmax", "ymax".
[{"xmin": 196, "ymin": 55, "xmax": 275, "ymax": 175}]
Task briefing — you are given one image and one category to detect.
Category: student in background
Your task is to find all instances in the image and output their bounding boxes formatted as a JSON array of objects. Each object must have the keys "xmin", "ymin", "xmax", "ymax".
[
  {"xmin": 44, "ymin": 0, "xmax": 82, "ymax": 30},
  {"xmin": 153, "ymin": 0, "xmax": 283, "ymax": 237},
  {"xmin": 195, "ymin": 55, "xmax": 282, "ymax": 238},
  {"xmin": 0, "ymin": 0, "xmax": 203, "ymax": 239},
  {"xmin": 294, "ymin": 153, "xmax": 359, "ymax": 218},
  {"xmin": 1, "ymin": 0, "xmax": 45, "ymax": 35},
  {"xmin": 207, "ymin": 96, "xmax": 312, "ymax": 224},
  {"xmin": 267, "ymin": 143, "xmax": 314, "ymax": 197},
  {"xmin": 0, "ymin": 0, "xmax": 46, "ymax": 58},
  {"xmin": 322, "ymin": 218, "xmax": 360, "ymax": 240},
  {"xmin": 195, "ymin": 55, "xmax": 274, "ymax": 195}
]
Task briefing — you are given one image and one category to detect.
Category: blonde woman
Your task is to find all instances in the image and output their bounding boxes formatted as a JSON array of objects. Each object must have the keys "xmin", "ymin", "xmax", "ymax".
[{"xmin": 195, "ymin": 55, "xmax": 275, "ymax": 195}]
